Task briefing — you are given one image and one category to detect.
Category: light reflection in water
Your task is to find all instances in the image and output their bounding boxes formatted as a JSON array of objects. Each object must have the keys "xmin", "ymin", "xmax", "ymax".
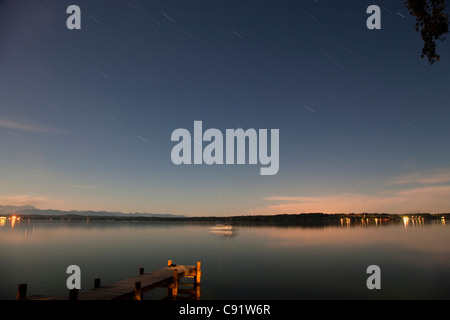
[
  {"xmin": 335, "ymin": 216, "xmax": 441, "ymax": 229},
  {"xmin": 8, "ymin": 215, "xmax": 21, "ymax": 230},
  {"xmin": 403, "ymin": 216, "xmax": 409, "ymax": 229},
  {"xmin": 340, "ymin": 218, "xmax": 351, "ymax": 227},
  {"xmin": 0, "ymin": 215, "xmax": 23, "ymax": 230},
  {"xmin": 209, "ymin": 230, "xmax": 237, "ymax": 238},
  {"xmin": 401, "ymin": 216, "xmax": 427, "ymax": 229}
]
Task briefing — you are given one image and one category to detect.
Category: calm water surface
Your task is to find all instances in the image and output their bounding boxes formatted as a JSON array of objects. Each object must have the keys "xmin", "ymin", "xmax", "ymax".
[{"xmin": 1, "ymin": 219, "xmax": 449, "ymax": 300}]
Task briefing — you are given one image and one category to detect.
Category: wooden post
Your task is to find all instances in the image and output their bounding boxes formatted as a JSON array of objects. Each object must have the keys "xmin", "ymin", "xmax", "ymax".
[
  {"xmin": 16, "ymin": 283, "xmax": 27, "ymax": 300},
  {"xmin": 69, "ymin": 288, "xmax": 78, "ymax": 300},
  {"xmin": 195, "ymin": 261, "xmax": 202, "ymax": 286},
  {"xmin": 134, "ymin": 281, "xmax": 142, "ymax": 300},
  {"xmin": 171, "ymin": 269, "xmax": 178, "ymax": 298},
  {"xmin": 195, "ymin": 284, "xmax": 201, "ymax": 300},
  {"xmin": 94, "ymin": 278, "xmax": 101, "ymax": 289},
  {"xmin": 139, "ymin": 267, "xmax": 144, "ymax": 275}
]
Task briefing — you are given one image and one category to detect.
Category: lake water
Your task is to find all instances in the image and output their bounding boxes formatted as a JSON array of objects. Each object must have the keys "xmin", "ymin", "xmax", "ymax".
[{"xmin": 1, "ymin": 218, "xmax": 449, "ymax": 300}]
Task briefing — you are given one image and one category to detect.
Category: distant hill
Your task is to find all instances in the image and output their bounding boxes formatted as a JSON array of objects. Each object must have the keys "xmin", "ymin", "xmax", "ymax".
[
  {"xmin": 0, "ymin": 205, "xmax": 185, "ymax": 218},
  {"xmin": 0, "ymin": 205, "xmax": 36, "ymax": 216}
]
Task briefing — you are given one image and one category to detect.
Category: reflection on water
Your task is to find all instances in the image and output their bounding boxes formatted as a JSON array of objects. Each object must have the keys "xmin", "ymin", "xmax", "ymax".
[
  {"xmin": 338, "ymin": 215, "xmax": 434, "ymax": 229},
  {"xmin": 209, "ymin": 223, "xmax": 238, "ymax": 239},
  {"xmin": 340, "ymin": 218, "xmax": 352, "ymax": 227},
  {"xmin": 0, "ymin": 215, "xmax": 21, "ymax": 230},
  {"xmin": 209, "ymin": 229, "xmax": 238, "ymax": 238},
  {"xmin": 0, "ymin": 218, "xmax": 449, "ymax": 300},
  {"xmin": 401, "ymin": 216, "xmax": 426, "ymax": 229}
]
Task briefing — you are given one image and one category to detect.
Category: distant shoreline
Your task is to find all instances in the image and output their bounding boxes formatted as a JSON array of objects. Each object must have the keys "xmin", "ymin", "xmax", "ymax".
[{"xmin": 7, "ymin": 212, "xmax": 449, "ymax": 225}]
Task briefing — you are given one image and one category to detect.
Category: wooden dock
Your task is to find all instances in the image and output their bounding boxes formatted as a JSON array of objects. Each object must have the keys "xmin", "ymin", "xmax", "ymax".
[{"xmin": 17, "ymin": 260, "xmax": 202, "ymax": 300}]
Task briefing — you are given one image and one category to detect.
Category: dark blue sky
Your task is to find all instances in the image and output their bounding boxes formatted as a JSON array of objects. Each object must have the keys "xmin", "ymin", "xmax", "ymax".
[{"xmin": 1, "ymin": 0, "xmax": 449, "ymax": 215}]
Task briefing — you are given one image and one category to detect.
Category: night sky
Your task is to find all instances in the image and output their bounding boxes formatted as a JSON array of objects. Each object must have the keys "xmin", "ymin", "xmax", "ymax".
[{"xmin": 0, "ymin": 0, "xmax": 449, "ymax": 216}]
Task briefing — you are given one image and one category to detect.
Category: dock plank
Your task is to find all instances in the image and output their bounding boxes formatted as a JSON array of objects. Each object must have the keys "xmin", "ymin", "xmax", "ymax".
[
  {"xmin": 20, "ymin": 262, "xmax": 200, "ymax": 300},
  {"xmin": 77, "ymin": 265, "xmax": 195, "ymax": 300}
]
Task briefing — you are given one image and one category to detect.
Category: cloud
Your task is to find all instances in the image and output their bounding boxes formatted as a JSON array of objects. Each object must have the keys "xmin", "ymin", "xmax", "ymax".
[
  {"xmin": 0, "ymin": 118, "xmax": 61, "ymax": 134},
  {"xmin": 389, "ymin": 168, "xmax": 450, "ymax": 185},
  {"xmin": 0, "ymin": 194, "xmax": 65, "ymax": 208},
  {"xmin": 249, "ymin": 168, "xmax": 450, "ymax": 215},
  {"xmin": 66, "ymin": 184, "xmax": 98, "ymax": 190},
  {"xmin": 250, "ymin": 185, "xmax": 450, "ymax": 215}
]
